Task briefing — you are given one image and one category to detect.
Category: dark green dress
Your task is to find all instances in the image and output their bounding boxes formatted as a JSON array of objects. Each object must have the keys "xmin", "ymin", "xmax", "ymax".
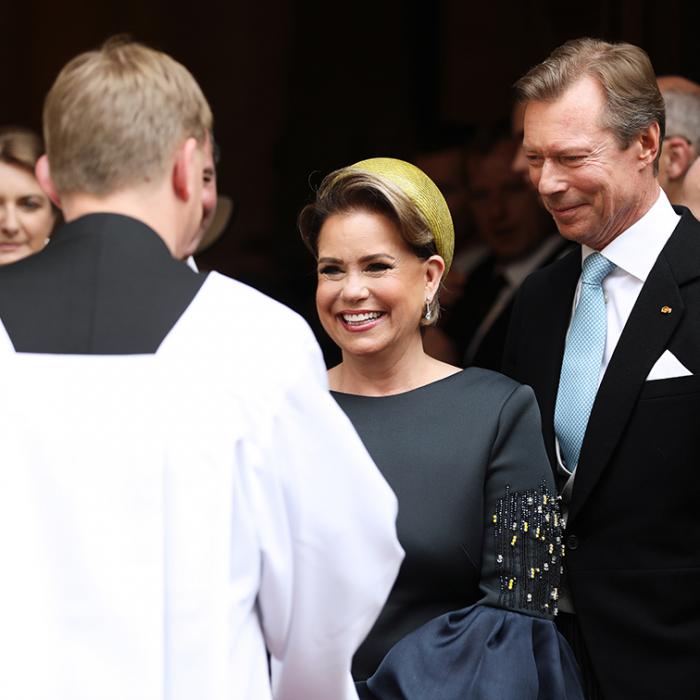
[{"xmin": 333, "ymin": 368, "xmax": 583, "ymax": 699}]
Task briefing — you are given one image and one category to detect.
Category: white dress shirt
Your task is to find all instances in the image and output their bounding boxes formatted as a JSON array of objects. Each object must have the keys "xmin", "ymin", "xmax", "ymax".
[
  {"xmin": 0, "ymin": 272, "xmax": 403, "ymax": 700},
  {"xmin": 582, "ymin": 188, "xmax": 685, "ymax": 382},
  {"xmin": 557, "ymin": 189, "xmax": 685, "ymax": 471}
]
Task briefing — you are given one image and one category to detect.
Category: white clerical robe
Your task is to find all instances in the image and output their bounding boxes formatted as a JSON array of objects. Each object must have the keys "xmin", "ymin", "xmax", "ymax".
[{"xmin": 0, "ymin": 272, "xmax": 403, "ymax": 700}]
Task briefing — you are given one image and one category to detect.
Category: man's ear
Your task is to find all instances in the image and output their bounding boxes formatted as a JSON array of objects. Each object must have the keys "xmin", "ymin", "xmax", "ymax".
[
  {"xmin": 172, "ymin": 137, "xmax": 199, "ymax": 202},
  {"xmin": 638, "ymin": 122, "xmax": 661, "ymax": 169},
  {"xmin": 662, "ymin": 136, "xmax": 696, "ymax": 181},
  {"xmin": 35, "ymin": 155, "xmax": 62, "ymax": 208}
]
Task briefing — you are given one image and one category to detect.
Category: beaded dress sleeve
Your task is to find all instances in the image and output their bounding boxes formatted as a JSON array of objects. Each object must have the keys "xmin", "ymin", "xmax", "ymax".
[{"xmin": 357, "ymin": 382, "xmax": 584, "ymax": 700}]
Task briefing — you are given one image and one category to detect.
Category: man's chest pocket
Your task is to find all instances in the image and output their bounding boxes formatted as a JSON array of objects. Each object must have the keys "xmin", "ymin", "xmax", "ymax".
[
  {"xmin": 639, "ymin": 372, "xmax": 700, "ymax": 400},
  {"xmin": 646, "ymin": 350, "xmax": 693, "ymax": 381}
]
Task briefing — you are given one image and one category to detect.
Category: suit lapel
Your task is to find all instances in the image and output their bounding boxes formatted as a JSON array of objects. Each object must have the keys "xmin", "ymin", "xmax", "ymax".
[{"xmin": 569, "ymin": 212, "xmax": 700, "ymax": 522}]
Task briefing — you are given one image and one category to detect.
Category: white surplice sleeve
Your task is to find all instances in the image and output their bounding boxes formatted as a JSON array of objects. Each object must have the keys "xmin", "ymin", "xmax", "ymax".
[
  {"xmin": 161, "ymin": 274, "xmax": 403, "ymax": 699},
  {"xmin": 237, "ymin": 324, "xmax": 404, "ymax": 700}
]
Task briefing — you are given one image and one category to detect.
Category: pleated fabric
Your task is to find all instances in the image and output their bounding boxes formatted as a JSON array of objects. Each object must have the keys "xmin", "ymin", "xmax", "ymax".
[{"xmin": 357, "ymin": 604, "xmax": 584, "ymax": 700}]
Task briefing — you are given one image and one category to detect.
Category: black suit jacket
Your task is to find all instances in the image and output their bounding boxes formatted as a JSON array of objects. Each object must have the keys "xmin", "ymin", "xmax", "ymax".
[
  {"xmin": 0, "ymin": 213, "xmax": 206, "ymax": 354},
  {"xmin": 503, "ymin": 208, "xmax": 700, "ymax": 699}
]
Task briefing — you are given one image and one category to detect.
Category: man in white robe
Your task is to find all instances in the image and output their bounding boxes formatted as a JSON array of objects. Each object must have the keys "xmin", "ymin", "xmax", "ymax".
[{"xmin": 0, "ymin": 37, "xmax": 402, "ymax": 700}]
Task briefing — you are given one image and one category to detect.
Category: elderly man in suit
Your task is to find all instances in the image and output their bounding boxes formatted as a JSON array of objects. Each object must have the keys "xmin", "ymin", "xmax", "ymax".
[
  {"xmin": 0, "ymin": 37, "xmax": 402, "ymax": 700},
  {"xmin": 503, "ymin": 38, "xmax": 700, "ymax": 699}
]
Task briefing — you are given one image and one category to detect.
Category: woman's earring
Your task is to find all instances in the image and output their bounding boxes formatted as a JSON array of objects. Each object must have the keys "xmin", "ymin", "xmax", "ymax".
[{"xmin": 424, "ymin": 297, "xmax": 432, "ymax": 321}]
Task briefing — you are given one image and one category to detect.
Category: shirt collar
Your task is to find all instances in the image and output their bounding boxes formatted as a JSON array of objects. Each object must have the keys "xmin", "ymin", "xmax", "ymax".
[{"xmin": 581, "ymin": 188, "xmax": 680, "ymax": 282}]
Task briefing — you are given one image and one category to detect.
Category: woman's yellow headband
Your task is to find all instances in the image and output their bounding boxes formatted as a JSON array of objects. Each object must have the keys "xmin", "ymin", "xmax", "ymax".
[{"xmin": 348, "ymin": 157, "xmax": 455, "ymax": 273}]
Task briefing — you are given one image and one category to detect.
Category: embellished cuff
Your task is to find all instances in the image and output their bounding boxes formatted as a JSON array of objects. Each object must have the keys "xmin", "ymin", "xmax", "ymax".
[{"xmin": 491, "ymin": 482, "xmax": 565, "ymax": 617}]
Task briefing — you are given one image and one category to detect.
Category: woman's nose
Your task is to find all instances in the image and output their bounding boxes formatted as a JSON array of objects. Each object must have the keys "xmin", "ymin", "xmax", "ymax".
[
  {"xmin": 0, "ymin": 205, "xmax": 20, "ymax": 235},
  {"xmin": 341, "ymin": 272, "xmax": 370, "ymax": 301}
]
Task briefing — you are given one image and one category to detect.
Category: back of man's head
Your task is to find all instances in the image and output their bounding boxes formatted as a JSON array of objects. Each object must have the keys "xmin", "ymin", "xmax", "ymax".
[
  {"xmin": 663, "ymin": 89, "xmax": 700, "ymax": 151},
  {"xmin": 658, "ymin": 87, "xmax": 700, "ymax": 202},
  {"xmin": 43, "ymin": 36, "xmax": 213, "ymax": 197},
  {"xmin": 657, "ymin": 74, "xmax": 700, "ymax": 95}
]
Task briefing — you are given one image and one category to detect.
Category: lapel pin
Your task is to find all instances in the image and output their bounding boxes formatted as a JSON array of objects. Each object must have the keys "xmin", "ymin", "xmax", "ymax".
[{"xmin": 660, "ymin": 305, "xmax": 672, "ymax": 314}]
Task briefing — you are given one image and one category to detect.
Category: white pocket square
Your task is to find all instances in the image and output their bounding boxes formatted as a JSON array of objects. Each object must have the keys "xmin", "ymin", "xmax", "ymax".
[{"xmin": 646, "ymin": 350, "xmax": 693, "ymax": 380}]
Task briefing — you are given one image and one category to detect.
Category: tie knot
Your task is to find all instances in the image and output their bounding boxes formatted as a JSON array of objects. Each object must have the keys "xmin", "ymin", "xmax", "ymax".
[{"xmin": 581, "ymin": 252, "xmax": 615, "ymax": 286}]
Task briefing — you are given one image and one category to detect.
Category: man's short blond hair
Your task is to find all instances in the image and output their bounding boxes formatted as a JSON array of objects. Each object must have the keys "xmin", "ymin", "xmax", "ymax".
[
  {"xmin": 43, "ymin": 36, "xmax": 213, "ymax": 196},
  {"xmin": 516, "ymin": 38, "xmax": 665, "ymax": 171}
]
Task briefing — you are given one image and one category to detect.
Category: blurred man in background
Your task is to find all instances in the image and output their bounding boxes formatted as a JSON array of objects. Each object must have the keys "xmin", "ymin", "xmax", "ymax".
[{"xmin": 428, "ymin": 124, "xmax": 568, "ymax": 369}]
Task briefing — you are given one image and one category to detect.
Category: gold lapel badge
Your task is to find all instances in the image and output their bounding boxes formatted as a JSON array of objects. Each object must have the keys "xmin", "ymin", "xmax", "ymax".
[{"xmin": 660, "ymin": 305, "xmax": 673, "ymax": 314}]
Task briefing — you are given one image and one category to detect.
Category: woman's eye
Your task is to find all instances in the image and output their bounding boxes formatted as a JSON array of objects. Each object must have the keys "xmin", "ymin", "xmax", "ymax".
[
  {"xmin": 319, "ymin": 265, "xmax": 342, "ymax": 276},
  {"xmin": 19, "ymin": 198, "xmax": 42, "ymax": 211},
  {"xmin": 366, "ymin": 262, "xmax": 392, "ymax": 273}
]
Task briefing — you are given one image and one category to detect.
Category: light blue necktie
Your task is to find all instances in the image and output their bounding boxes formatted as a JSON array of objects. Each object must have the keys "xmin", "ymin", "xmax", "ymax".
[{"xmin": 554, "ymin": 252, "xmax": 616, "ymax": 471}]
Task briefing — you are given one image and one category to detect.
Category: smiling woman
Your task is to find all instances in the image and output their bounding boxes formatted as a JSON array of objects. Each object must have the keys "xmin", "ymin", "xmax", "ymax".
[
  {"xmin": 315, "ymin": 209, "xmax": 442, "ymax": 365},
  {"xmin": 299, "ymin": 158, "xmax": 453, "ymax": 394},
  {"xmin": 0, "ymin": 127, "xmax": 59, "ymax": 265},
  {"xmin": 297, "ymin": 158, "xmax": 584, "ymax": 699}
]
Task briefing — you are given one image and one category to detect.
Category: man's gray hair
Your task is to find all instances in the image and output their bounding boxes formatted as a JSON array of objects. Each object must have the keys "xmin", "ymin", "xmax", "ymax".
[
  {"xmin": 663, "ymin": 90, "xmax": 700, "ymax": 150},
  {"xmin": 515, "ymin": 38, "xmax": 665, "ymax": 171}
]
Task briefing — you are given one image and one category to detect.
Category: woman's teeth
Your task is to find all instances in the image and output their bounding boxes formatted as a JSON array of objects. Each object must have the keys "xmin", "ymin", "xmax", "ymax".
[{"xmin": 343, "ymin": 312, "xmax": 382, "ymax": 324}]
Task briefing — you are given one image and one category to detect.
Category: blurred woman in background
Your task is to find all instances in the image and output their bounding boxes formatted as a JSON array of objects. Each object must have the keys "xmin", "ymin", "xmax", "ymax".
[{"xmin": 0, "ymin": 126, "xmax": 58, "ymax": 265}]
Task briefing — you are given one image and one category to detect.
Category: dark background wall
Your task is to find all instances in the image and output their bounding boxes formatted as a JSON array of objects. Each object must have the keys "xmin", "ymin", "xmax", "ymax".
[{"xmin": 2, "ymin": 0, "xmax": 698, "ymax": 314}]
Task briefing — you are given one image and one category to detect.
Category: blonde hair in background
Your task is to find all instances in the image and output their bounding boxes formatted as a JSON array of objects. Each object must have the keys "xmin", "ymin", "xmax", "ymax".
[
  {"xmin": 0, "ymin": 125, "xmax": 61, "ymax": 225},
  {"xmin": 43, "ymin": 36, "xmax": 213, "ymax": 196},
  {"xmin": 515, "ymin": 37, "xmax": 665, "ymax": 172},
  {"xmin": 0, "ymin": 126, "xmax": 45, "ymax": 173}
]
